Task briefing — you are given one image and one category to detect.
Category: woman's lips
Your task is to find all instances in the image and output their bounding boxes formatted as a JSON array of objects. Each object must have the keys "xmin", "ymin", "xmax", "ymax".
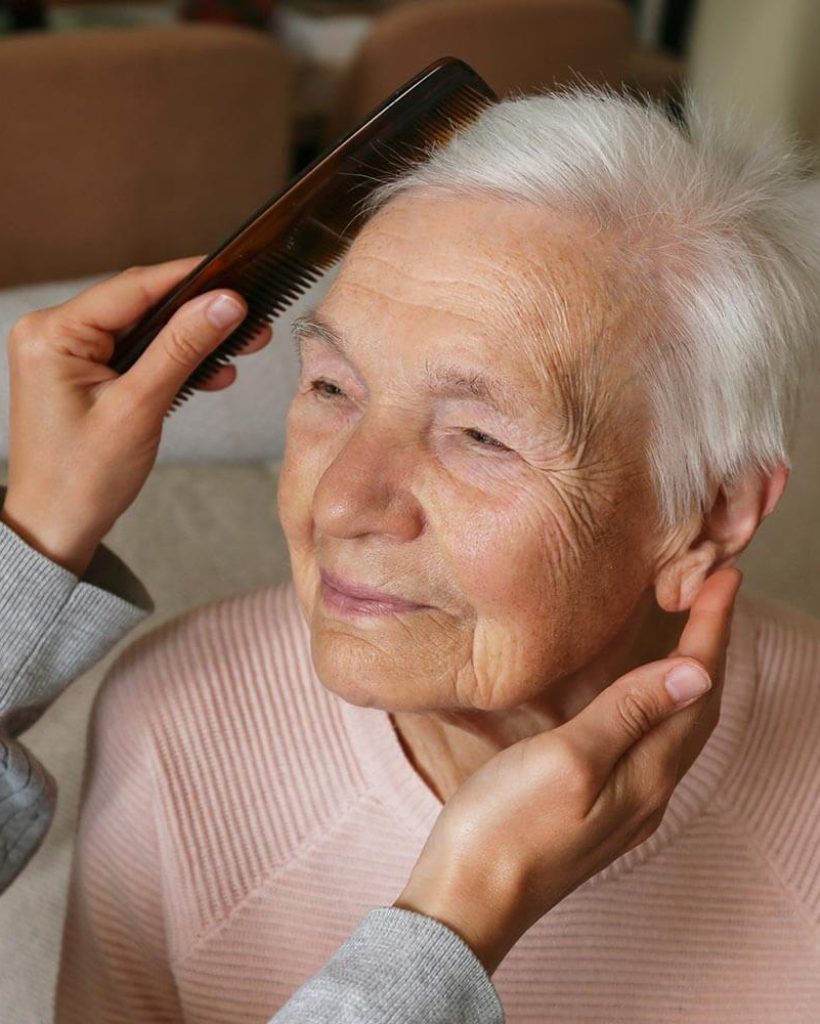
[{"xmin": 319, "ymin": 568, "xmax": 428, "ymax": 618}]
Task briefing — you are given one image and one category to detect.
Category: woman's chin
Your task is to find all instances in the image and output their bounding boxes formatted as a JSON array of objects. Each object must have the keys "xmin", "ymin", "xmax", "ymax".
[
  {"xmin": 312, "ymin": 667, "xmax": 397, "ymax": 711},
  {"xmin": 308, "ymin": 634, "xmax": 438, "ymax": 712}
]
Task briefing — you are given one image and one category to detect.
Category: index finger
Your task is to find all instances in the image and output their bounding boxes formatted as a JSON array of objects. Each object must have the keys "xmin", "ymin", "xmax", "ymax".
[
  {"xmin": 670, "ymin": 566, "xmax": 743, "ymax": 683},
  {"xmin": 554, "ymin": 567, "xmax": 742, "ymax": 783},
  {"xmin": 50, "ymin": 254, "xmax": 208, "ymax": 337},
  {"xmin": 611, "ymin": 566, "xmax": 743, "ymax": 805}
]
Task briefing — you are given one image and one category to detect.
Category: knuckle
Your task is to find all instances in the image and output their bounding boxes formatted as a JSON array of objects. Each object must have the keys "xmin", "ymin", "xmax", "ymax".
[
  {"xmin": 8, "ymin": 311, "xmax": 48, "ymax": 354},
  {"xmin": 163, "ymin": 324, "xmax": 202, "ymax": 368},
  {"xmin": 9, "ymin": 324, "xmax": 51, "ymax": 362},
  {"xmin": 41, "ymin": 310, "xmax": 84, "ymax": 343},
  {"xmin": 616, "ymin": 688, "xmax": 659, "ymax": 742},
  {"xmin": 10, "ymin": 311, "xmax": 37, "ymax": 339}
]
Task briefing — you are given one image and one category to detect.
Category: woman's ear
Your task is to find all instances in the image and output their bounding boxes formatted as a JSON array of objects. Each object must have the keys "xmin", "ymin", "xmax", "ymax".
[{"xmin": 654, "ymin": 461, "xmax": 789, "ymax": 613}]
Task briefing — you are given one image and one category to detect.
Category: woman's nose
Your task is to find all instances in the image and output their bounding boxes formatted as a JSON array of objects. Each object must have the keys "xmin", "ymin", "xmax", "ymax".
[{"xmin": 312, "ymin": 417, "xmax": 424, "ymax": 542}]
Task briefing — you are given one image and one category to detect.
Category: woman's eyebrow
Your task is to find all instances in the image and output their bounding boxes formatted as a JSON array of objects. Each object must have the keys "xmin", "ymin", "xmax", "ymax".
[
  {"xmin": 290, "ymin": 310, "xmax": 530, "ymax": 419},
  {"xmin": 291, "ymin": 311, "xmax": 346, "ymax": 363}
]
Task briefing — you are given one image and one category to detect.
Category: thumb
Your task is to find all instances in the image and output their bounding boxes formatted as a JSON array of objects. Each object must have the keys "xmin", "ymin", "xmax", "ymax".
[
  {"xmin": 554, "ymin": 655, "xmax": 712, "ymax": 782},
  {"xmin": 117, "ymin": 290, "xmax": 247, "ymax": 411}
]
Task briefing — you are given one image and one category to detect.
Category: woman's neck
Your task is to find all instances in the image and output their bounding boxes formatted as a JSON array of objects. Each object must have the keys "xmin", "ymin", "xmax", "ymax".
[{"xmin": 390, "ymin": 591, "xmax": 688, "ymax": 804}]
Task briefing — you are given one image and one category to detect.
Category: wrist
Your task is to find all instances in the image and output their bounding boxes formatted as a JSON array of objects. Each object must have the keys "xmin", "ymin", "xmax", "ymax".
[
  {"xmin": 0, "ymin": 501, "xmax": 100, "ymax": 578},
  {"xmin": 394, "ymin": 854, "xmax": 526, "ymax": 976}
]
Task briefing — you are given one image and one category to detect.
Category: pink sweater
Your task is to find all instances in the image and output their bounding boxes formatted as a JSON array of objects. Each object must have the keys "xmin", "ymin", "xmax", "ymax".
[{"xmin": 55, "ymin": 578, "xmax": 820, "ymax": 1023}]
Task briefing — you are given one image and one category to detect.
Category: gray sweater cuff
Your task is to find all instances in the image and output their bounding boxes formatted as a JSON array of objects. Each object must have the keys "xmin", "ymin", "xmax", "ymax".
[
  {"xmin": 0, "ymin": 518, "xmax": 153, "ymax": 712},
  {"xmin": 272, "ymin": 906, "xmax": 505, "ymax": 1023},
  {"xmin": 0, "ymin": 515, "xmax": 153, "ymax": 891}
]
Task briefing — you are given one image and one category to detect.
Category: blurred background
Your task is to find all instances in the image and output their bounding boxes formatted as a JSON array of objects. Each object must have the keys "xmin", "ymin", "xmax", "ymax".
[{"xmin": 0, "ymin": 2, "xmax": 818, "ymax": 1017}]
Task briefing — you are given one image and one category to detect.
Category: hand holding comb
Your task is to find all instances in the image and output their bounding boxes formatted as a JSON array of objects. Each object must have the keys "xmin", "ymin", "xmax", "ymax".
[
  {"xmin": 108, "ymin": 57, "xmax": 497, "ymax": 415},
  {"xmin": 0, "ymin": 56, "xmax": 496, "ymax": 896}
]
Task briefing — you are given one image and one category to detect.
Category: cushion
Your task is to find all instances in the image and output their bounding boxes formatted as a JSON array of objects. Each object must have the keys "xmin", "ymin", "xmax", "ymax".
[{"xmin": 0, "ymin": 263, "xmax": 338, "ymax": 462}]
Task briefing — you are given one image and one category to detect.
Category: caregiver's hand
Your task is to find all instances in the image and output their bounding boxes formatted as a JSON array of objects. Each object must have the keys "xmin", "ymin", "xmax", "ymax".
[
  {"xmin": 396, "ymin": 566, "xmax": 742, "ymax": 976},
  {"xmin": 1, "ymin": 255, "xmax": 271, "ymax": 578}
]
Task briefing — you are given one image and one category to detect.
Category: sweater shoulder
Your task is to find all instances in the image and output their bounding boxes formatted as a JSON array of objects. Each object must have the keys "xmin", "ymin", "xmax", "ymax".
[
  {"xmin": 743, "ymin": 590, "xmax": 820, "ymax": 647},
  {"xmin": 729, "ymin": 592, "xmax": 820, "ymax": 933},
  {"xmin": 93, "ymin": 578, "xmax": 364, "ymax": 938},
  {"xmin": 743, "ymin": 591, "xmax": 820, "ymax": 719},
  {"xmin": 106, "ymin": 576, "xmax": 343, "ymax": 747}
]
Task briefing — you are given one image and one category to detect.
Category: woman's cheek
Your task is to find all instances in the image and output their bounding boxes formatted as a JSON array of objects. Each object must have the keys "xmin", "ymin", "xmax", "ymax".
[
  {"xmin": 423, "ymin": 441, "xmax": 557, "ymax": 582},
  {"xmin": 285, "ymin": 397, "xmax": 345, "ymax": 479},
  {"xmin": 280, "ymin": 405, "xmax": 328, "ymax": 536},
  {"xmin": 288, "ymin": 389, "xmax": 346, "ymax": 438},
  {"xmin": 434, "ymin": 489, "xmax": 542, "ymax": 601}
]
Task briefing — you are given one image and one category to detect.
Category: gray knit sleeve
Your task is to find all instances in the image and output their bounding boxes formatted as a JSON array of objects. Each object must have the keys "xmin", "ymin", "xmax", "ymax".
[
  {"xmin": 0, "ymin": 483, "xmax": 153, "ymax": 891},
  {"xmin": 270, "ymin": 906, "xmax": 505, "ymax": 1024}
]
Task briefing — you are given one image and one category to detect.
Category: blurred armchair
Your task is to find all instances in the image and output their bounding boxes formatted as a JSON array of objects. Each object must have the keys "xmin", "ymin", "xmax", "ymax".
[
  {"xmin": 0, "ymin": 23, "xmax": 293, "ymax": 288},
  {"xmin": 323, "ymin": 0, "xmax": 684, "ymax": 143}
]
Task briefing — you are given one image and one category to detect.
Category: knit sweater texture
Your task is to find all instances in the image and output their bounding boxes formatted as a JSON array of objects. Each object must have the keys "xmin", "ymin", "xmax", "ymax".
[{"xmin": 54, "ymin": 574, "xmax": 820, "ymax": 1022}]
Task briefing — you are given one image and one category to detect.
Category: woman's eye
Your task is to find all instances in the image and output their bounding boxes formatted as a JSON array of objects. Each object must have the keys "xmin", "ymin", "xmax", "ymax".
[
  {"xmin": 462, "ymin": 427, "xmax": 510, "ymax": 451},
  {"xmin": 303, "ymin": 382, "xmax": 509, "ymax": 452},
  {"xmin": 307, "ymin": 378, "xmax": 346, "ymax": 401}
]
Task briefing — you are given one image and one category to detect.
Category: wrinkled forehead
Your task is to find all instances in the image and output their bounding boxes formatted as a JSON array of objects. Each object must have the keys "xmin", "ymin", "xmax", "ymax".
[
  {"xmin": 326, "ymin": 191, "xmax": 648, "ymax": 443},
  {"xmin": 338, "ymin": 190, "xmax": 642, "ymax": 374}
]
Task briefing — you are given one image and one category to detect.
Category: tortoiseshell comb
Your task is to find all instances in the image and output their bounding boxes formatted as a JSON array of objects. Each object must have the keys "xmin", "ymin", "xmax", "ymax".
[{"xmin": 107, "ymin": 57, "xmax": 497, "ymax": 415}]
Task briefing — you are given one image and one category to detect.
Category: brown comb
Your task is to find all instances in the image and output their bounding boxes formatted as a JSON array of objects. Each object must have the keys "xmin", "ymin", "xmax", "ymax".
[{"xmin": 108, "ymin": 57, "xmax": 497, "ymax": 415}]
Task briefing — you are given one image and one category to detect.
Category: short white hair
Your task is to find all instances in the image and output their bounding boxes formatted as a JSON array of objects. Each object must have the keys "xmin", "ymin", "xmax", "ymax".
[{"xmin": 359, "ymin": 84, "xmax": 820, "ymax": 531}]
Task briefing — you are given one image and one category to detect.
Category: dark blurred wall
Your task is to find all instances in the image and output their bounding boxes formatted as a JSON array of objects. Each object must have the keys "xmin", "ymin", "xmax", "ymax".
[{"xmin": 628, "ymin": 0, "xmax": 698, "ymax": 55}]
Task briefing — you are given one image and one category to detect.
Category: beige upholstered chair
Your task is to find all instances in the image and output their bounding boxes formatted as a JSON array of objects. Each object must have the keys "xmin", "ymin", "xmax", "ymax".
[
  {"xmin": 0, "ymin": 24, "xmax": 293, "ymax": 288},
  {"xmin": 324, "ymin": 0, "xmax": 680, "ymax": 142}
]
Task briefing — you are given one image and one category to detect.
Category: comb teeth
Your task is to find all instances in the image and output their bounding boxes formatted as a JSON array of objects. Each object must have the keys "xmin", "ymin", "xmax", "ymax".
[
  {"xmin": 113, "ymin": 58, "xmax": 498, "ymax": 417},
  {"xmin": 167, "ymin": 255, "xmax": 334, "ymax": 412},
  {"xmin": 166, "ymin": 246, "xmax": 338, "ymax": 406}
]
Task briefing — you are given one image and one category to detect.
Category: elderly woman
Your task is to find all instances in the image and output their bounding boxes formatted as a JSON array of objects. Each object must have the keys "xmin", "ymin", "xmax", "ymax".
[{"xmin": 45, "ymin": 86, "xmax": 820, "ymax": 1021}]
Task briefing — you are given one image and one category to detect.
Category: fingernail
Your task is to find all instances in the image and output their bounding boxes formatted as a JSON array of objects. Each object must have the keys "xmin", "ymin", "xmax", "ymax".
[
  {"xmin": 664, "ymin": 664, "xmax": 712, "ymax": 705},
  {"xmin": 206, "ymin": 294, "xmax": 244, "ymax": 328}
]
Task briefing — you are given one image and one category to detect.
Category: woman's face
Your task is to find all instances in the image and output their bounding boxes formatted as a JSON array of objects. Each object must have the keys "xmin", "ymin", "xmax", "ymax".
[{"xmin": 278, "ymin": 190, "xmax": 662, "ymax": 713}]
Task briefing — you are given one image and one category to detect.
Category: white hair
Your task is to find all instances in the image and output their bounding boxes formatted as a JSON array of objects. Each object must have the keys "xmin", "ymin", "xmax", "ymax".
[{"xmin": 359, "ymin": 84, "xmax": 820, "ymax": 531}]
